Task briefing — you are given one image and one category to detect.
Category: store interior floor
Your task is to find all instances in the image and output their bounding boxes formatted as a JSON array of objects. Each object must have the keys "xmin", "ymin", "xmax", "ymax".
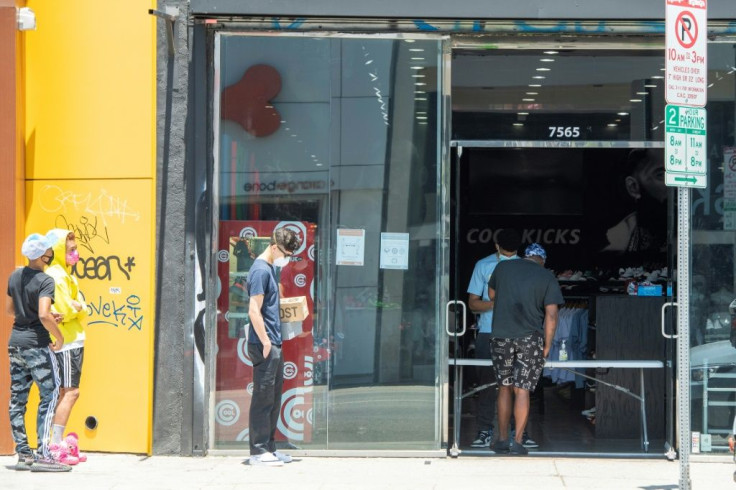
[{"xmin": 452, "ymin": 379, "xmax": 667, "ymax": 455}]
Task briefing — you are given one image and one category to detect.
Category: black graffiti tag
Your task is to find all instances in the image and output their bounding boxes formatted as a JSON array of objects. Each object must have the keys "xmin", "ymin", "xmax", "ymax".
[
  {"xmin": 72, "ymin": 255, "xmax": 136, "ymax": 281},
  {"xmin": 55, "ymin": 215, "xmax": 110, "ymax": 254}
]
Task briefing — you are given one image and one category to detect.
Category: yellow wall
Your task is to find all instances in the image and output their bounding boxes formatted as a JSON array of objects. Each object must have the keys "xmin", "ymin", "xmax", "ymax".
[{"xmin": 22, "ymin": 0, "xmax": 156, "ymax": 454}]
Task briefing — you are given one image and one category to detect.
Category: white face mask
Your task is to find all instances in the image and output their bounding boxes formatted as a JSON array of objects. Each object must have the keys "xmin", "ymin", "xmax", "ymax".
[{"xmin": 273, "ymin": 256, "xmax": 290, "ymax": 268}]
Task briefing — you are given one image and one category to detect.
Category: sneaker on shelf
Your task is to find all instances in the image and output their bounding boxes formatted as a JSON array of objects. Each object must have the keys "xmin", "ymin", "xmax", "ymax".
[
  {"xmin": 470, "ymin": 429, "xmax": 493, "ymax": 448},
  {"xmin": 64, "ymin": 433, "xmax": 87, "ymax": 463},
  {"xmin": 581, "ymin": 407, "xmax": 597, "ymax": 418},
  {"xmin": 49, "ymin": 442, "xmax": 79, "ymax": 466},
  {"xmin": 273, "ymin": 450, "xmax": 292, "ymax": 463},
  {"xmin": 30, "ymin": 456, "xmax": 72, "ymax": 472},
  {"xmin": 491, "ymin": 438, "xmax": 510, "ymax": 454},
  {"xmin": 249, "ymin": 452, "xmax": 284, "ymax": 467},
  {"xmin": 509, "ymin": 439, "xmax": 529, "ymax": 455},
  {"xmin": 15, "ymin": 453, "xmax": 34, "ymax": 471}
]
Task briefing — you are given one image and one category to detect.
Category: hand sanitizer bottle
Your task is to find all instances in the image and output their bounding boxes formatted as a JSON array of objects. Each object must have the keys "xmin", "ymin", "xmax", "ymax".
[{"xmin": 559, "ymin": 340, "xmax": 568, "ymax": 361}]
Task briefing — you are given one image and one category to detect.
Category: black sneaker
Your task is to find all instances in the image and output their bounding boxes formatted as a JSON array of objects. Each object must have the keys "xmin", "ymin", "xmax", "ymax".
[
  {"xmin": 15, "ymin": 453, "xmax": 34, "ymax": 471},
  {"xmin": 510, "ymin": 429, "xmax": 539, "ymax": 449},
  {"xmin": 521, "ymin": 432, "xmax": 539, "ymax": 449},
  {"xmin": 509, "ymin": 439, "xmax": 529, "ymax": 455},
  {"xmin": 30, "ymin": 456, "xmax": 71, "ymax": 472},
  {"xmin": 470, "ymin": 429, "xmax": 493, "ymax": 448},
  {"xmin": 492, "ymin": 438, "xmax": 510, "ymax": 454}
]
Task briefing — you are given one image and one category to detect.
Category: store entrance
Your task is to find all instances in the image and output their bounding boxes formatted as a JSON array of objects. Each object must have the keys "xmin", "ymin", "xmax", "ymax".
[
  {"xmin": 447, "ymin": 45, "xmax": 678, "ymax": 457},
  {"xmin": 449, "ymin": 144, "xmax": 676, "ymax": 456}
]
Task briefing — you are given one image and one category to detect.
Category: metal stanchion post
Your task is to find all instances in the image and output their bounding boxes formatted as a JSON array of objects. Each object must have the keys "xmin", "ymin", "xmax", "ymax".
[{"xmin": 677, "ymin": 186, "xmax": 691, "ymax": 490}]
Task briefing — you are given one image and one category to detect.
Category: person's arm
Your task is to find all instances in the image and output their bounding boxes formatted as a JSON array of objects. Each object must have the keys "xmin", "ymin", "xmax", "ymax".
[
  {"xmin": 73, "ymin": 288, "xmax": 88, "ymax": 319},
  {"xmin": 467, "ymin": 262, "xmax": 492, "ymax": 314},
  {"xmin": 248, "ymin": 293, "xmax": 271, "ymax": 358},
  {"xmin": 39, "ymin": 296, "xmax": 64, "ymax": 351},
  {"xmin": 52, "ymin": 276, "xmax": 84, "ymax": 321},
  {"xmin": 543, "ymin": 304, "xmax": 559, "ymax": 359},
  {"xmin": 6, "ymin": 295, "xmax": 14, "ymax": 316},
  {"xmin": 468, "ymin": 293, "xmax": 492, "ymax": 314},
  {"xmin": 487, "ymin": 268, "xmax": 498, "ymax": 310}
]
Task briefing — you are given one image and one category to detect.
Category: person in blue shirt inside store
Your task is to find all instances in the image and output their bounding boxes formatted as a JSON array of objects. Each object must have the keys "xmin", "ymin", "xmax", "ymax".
[{"xmin": 466, "ymin": 230, "xmax": 517, "ymax": 448}]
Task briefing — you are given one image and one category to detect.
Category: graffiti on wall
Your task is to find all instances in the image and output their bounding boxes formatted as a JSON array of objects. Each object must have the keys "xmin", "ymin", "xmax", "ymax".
[{"xmin": 28, "ymin": 182, "xmax": 150, "ymax": 332}]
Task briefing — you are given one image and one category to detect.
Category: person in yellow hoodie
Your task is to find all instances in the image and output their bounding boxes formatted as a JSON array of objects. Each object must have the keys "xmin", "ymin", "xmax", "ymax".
[{"xmin": 45, "ymin": 229, "xmax": 87, "ymax": 457}]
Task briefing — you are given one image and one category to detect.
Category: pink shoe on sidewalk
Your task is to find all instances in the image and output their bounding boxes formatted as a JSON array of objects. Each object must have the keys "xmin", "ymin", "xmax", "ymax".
[
  {"xmin": 49, "ymin": 442, "xmax": 79, "ymax": 466},
  {"xmin": 65, "ymin": 433, "xmax": 87, "ymax": 463}
]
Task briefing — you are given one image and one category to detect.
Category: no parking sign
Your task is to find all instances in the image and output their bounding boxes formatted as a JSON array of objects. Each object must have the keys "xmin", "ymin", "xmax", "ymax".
[{"xmin": 665, "ymin": 0, "xmax": 708, "ymax": 107}]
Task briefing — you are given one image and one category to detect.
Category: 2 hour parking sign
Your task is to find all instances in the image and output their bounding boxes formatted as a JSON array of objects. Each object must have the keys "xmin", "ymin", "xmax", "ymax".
[
  {"xmin": 665, "ymin": 104, "xmax": 707, "ymax": 188},
  {"xmin": 665, "ymin": 0, "xmax": 707, "ymax": 107}
]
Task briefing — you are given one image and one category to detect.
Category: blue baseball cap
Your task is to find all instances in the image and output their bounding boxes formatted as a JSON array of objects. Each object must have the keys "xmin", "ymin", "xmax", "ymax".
[{"xmin": 525, "ymin": 243, "xmax": 547, "ymax": 261}]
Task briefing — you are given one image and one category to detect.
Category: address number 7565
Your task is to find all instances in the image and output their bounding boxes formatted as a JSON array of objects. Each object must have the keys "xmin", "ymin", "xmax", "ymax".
[{"xmin": 548, "ymin": 126, "xmax": 581, "ymax": 138}]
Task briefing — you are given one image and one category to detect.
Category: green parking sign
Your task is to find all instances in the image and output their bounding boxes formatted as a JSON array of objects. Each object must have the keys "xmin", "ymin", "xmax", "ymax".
[{"xmin": 665, "ymin": 104, "xmax": 707, "ymax": 188}]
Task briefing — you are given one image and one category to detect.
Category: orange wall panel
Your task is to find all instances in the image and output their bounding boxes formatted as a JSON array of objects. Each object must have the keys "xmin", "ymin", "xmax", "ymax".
[
  {"xmin": 19, "ymin": 0, "xmax": 156, "ymax": 454},
  {"xmin": 24, "ymin": 179, "xmax": 156, "ymax": 453},
  {"xmin": 24, "ymin": 0, "xmax": 156, "ymax": 180}
]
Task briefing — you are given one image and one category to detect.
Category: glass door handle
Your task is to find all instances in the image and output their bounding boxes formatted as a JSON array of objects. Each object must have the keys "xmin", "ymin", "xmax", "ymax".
[
  {"xmin": 445, "ymin": 300, "xmax": 467, "ymax": 337},
  {"xmin": 661, "ymin": 302, "xmax": 678, "ymax": 339}
]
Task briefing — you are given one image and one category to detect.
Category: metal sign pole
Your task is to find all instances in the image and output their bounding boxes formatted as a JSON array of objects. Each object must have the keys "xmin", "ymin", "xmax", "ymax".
[{"xmin": 677, "ymin": 186, "xmax": 691, "ymax": 490}]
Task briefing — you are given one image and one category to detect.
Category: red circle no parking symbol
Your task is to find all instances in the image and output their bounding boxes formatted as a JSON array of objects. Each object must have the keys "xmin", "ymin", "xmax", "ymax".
[{"xmin": 675, "ymin": 11, "xmax": 698, "ymax": 49}]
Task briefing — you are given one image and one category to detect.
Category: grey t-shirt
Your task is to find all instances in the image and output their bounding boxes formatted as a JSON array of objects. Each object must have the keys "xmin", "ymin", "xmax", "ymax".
[
  {"xmin": 488, "ymin": 258, "xmax": 564, "ymax": 339},
  {"xmin": 7, "ymin": 266, "xmax": 55, "ymax": 348}
]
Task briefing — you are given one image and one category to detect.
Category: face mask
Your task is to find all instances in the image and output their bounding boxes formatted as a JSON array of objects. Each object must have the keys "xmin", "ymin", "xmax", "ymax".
[
  {"xmin": 66, "ymin": 250, "xmax": 80, "ymax": 266},
  {"xmin": 498, "ymin": 252, "xmax": 514, "ymax": 261},
  {"xmin": 273, "ymin": 256, "xmax": 290, "ymax": 268},
  {"xmin": 42, "ymin": 251, "xmax": 54, "ymax": 266}
]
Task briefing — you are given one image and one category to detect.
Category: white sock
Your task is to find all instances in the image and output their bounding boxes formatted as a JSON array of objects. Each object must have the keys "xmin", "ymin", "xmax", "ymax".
[{"xmin": 52, "ymin": 425, "xmax": 65, "ymax": 444}]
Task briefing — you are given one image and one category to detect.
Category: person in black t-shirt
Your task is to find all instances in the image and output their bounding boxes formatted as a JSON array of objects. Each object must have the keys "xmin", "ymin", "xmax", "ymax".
[
  {"xmin": 6, "ymin": 233, "xmax": 70, "ymax": 472},
  {"xmin": 487, "ymin": 230, "xmax": 563, "ymax": 455}
]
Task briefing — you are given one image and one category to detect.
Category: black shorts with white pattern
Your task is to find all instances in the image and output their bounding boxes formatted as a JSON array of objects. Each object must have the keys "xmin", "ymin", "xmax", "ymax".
[{"xmin": 490, "ymin": 332, "xmax": 544, "ymax": 390}]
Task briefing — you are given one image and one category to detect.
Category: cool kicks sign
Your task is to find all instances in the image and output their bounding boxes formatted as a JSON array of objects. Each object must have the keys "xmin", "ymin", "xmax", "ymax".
[{"xmin": 665, "ymin": 0, "xmax": 707, "ymax": 107}]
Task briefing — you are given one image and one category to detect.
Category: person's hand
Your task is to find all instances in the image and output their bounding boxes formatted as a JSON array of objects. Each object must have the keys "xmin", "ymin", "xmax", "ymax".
[
  {"xmin": 543, "ymin": 345, "xmax": 551, "ymax": 359},
  {"xmin": 71, "ymin": 300, "xmax": 82, "ymax": 312},
  {"xmin": 50, "ymin": 337, "xmax": 63, "ymax": 352},
  {"xmin": 52, "ymin": 312, "xmax": 63, "ymax": 324},
  {"xmin": 262, "ymin": 340, "xmax": 272, "ymax": 359}
]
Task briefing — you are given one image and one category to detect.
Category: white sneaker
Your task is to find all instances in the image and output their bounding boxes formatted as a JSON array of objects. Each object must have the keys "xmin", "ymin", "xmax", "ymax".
[
  {"xmin": 273, "ymin": 450, "xmax": 293, "ymax": 463},
  {"xmin": 249, "ymin": 452, "xmax": 284, "ymax": 467}
]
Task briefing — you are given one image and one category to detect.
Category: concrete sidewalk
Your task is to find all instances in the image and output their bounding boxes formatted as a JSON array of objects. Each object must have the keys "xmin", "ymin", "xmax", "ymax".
[{"xmin": 1, "ymin": 453, "xmax": 734, "ymax": 489}]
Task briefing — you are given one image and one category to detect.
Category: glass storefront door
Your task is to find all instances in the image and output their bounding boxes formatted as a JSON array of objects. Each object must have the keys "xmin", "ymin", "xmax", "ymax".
[{"xmin": 212, "ymin": 33, "xmax": 448, "ymax": 451}]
